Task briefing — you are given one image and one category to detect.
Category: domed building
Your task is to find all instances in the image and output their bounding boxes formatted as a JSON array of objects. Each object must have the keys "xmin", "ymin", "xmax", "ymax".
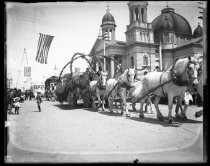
[
  {"xmin": 193, "ymin": 23, "xmax": 203, "ymax": 38},
  {"xmin": 152, "ymin": 7, "xmax": 193, "ymax": 44},
  {"xmin": 90, "ymin": 2, "xmax": 203, "ymax": 77},
  {"xmin": 151, "ymin": 5, "xmax": 203, "ymax": 70}
]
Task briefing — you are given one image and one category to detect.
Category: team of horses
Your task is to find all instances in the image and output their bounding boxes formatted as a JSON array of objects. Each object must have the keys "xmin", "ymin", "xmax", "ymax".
[{"xmin": 88, "ymin": 55, "xmax": 203, "ymax": 124}]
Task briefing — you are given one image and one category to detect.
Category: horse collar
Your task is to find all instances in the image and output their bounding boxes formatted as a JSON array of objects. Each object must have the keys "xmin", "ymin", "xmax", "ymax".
[
  {"xmin": 118, "ymin": 78, "xmax": 132, "ymax": 90},
  {"xmin": 170, "ymin": 65, "xmax": 190, "ymax": 86}
]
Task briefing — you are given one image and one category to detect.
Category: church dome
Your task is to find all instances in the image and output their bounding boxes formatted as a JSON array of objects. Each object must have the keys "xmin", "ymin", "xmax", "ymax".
[
  {"xmin": 193, "ymin": 23, "xmax": 203, "ymax": 38},
  {"xmin": 101, "ymin": 8, "xmax": 116, "ymax": 27},
  {"xmin": 152, "ymin": 7, "xmax": 192, "ymax": 36}
]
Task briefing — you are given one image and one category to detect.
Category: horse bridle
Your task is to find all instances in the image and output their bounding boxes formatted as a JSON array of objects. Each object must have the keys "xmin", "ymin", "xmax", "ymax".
[
  {"xmin": 169, "ymin": 61, "xmax": 199, "ymax": 86},
  {"xmin": 187, "ymin": 61, "xmax": 203, "ymax": 85},
  {"xmin": 97, "ymin": 73, "xmax": 107, "ymax": 90}
]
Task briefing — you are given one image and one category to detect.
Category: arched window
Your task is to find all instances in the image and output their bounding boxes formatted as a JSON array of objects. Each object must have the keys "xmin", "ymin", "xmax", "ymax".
[
  {"xmin": 135, "ymin": 7, "xmax": 139, "ymax": 20},
  {"xmin": 143, "ymin": 55, "xmax": 148, "ymax": 66},
  {"xmin": 131, "ymin": 56, "xmax": 134, "ymax": 66},
  {"xmin": 141, "ymin": 8, "xmax": 144, "ymax": 22},
  {"xmin": 140, "ymin": 32, "xmax": 143, "ymax": 41},
  {"xmin": 130, "ymin": 10, "xmax": 133, "ymax": 23},
  {"xmin": 163, "ymin": 33, "xmax": 169, "ymax": 43}
]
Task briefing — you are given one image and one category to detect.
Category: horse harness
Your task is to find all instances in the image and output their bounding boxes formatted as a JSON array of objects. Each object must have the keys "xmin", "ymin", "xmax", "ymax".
[
  {"xmin": 96, "ymin": 74, "xmax": 106, "ymax": 90},
  {"xmin": 118, "ymin": 78, "xmax": 133, "ymax": 90},
  {"xmin": 169, "ymin": 61, "xmax": 198, "ymax": 86},
  {"xmin": 105, "ymin": 75, "xmax": 133, "ymax": 100},
  {"xmin": 131, "ymin": 61, "xmax": 197, "ymax": 105}
]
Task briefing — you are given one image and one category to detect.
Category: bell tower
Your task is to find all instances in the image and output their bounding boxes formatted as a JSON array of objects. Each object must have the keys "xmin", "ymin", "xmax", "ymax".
[
  {"xmin": 125, "ymin": 1, "xmax": 154, "ymax": 44},
  {"xmin": 128, "ymin": 1, "xmax": 148, "ymax": 24},
  {"xmin": 125, "ymin": 1, "xmax": 156, "ymax": 77},
  {"xmin": 101, "ymin": 4, "xmax": 116, "ymax": 41}
]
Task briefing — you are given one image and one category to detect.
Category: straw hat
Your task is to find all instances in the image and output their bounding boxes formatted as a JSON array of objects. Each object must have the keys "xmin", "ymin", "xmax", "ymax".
[{"xmin": 14, "ymin": 97, "xmax": 20, "ymax": 101}]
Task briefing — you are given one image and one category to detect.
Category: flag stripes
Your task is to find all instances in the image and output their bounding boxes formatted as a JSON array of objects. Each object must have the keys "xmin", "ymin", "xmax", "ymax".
[{"xmin": 36, "ymin": 33, "xmax": 54, "ymax": 64}]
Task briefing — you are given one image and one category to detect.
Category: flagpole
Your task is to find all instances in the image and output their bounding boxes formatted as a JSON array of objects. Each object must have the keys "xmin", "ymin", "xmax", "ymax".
[
  {"xmin": 103, "ymin": 39, "xmax": 106, "ymax": 71},
  {"xmin": 16, "ymin": 48, "xmax": 26, "ymax": 88},
  {"xmin": 159, "ymin": 41, "xmax": 162, "ymax": 70}
]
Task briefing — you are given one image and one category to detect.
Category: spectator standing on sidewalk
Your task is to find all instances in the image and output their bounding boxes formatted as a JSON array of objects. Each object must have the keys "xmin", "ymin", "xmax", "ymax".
[
  {"xmin": 13, "ymin": 97, "xmax": 21, "ymax": 114},
  {"xmin": 7, "ymin": 90, "xmax": 14, "ymax": 114},
  {"xmin": 36, "ymin": 92, "xmax": 42, "ymax": 112}
]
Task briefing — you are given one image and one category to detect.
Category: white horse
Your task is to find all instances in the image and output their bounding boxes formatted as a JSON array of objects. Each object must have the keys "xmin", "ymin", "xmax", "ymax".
[
  {"xmin": 132, "ymin": 56, "xmax": 200, "ymax": 124},
  {"xmin": 130, "ymin": 72, "xmax": 154, "ymax": 114},
  {"xmin": 105, "ymin": 67, "xmax": 136, "ymax": 116},
  {"xmin": 174, "ymin": 55, "xmax": 203, "ymax": 118},
  {"xmin": 89, "ymin": 71, "xmax": 108, "ymax": 111},
  {"xmin": 175, "ymin": 55, "xmax": 203, "ymax": 119}
]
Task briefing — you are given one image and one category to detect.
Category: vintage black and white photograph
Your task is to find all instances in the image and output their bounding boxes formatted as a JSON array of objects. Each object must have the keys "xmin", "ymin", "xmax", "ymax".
[{"xmin": 5, "ymin": 1, "xmax": 207, "ymax": 163}]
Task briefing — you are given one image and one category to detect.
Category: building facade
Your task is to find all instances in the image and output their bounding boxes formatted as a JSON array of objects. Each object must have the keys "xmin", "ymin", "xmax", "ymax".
[{"xmin": 89, "ymin": 1, "xmax": 203, "ymax": 78}]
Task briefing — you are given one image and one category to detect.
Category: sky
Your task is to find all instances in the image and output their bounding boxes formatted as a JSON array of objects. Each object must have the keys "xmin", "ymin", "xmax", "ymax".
[{"xmin": 6, "ymin": 1, "xmax": 204, "ymax": 89}]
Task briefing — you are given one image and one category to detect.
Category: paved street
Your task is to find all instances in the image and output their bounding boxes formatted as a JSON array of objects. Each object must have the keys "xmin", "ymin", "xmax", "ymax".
[{"xmin": 6, "ymin": 99, "xmax": 204, "ymax": 163}]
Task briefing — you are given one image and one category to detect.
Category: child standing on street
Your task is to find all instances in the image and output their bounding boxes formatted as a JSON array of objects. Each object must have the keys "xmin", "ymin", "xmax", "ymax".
[
  {"xmin": 36, "ymin": 92, "xmax": 42, "ymax": 112},
  {"xmin": 13, "ymin": 97, "xmax": 21, "ymax": 114}
]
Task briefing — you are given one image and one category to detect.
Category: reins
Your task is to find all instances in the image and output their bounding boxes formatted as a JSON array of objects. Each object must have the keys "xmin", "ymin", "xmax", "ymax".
[
  {"xmin": 130, "ymin": 79, "xmax": 172, "ymax": 106},
  {"xmin": 105, "ymin": 81, "xmax": 121, "ymax": 99},
  {"xmin": 105, "ymin": 70, "xmax": 134, "ymax": 99}
]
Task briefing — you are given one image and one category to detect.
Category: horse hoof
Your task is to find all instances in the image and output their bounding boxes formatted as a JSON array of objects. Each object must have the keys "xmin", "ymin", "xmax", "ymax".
[
  {"xmin": 139, "ymin": 114, "xmax": 144, "ymax": 118},
  {"xmin": 175, "ymin": 113, "xmax": 181, "ymax": 120},
  {"xmin": 169, "ymin": 119, "xmax": 175, "ymax": 124},
  {"xmin": 158, "ymin": 117, "xmax": 164, "ymax": 121},
  {"xmin": 181, "ymin": 115, "xmax": 188, "ymax": 121}
]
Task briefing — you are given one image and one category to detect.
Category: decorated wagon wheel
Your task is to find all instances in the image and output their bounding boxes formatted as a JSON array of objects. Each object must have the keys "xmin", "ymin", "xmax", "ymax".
[{"xmin": 56, "ymin": 51, "xmax": 122, "ymax": 107}]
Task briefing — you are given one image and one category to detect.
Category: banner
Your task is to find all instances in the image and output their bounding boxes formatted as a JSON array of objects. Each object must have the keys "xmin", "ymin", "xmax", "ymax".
[
  {"xmin": 36, "ymin": 33, "xmax": 54, "ymax": 64},
  {"xmin": 24, "ymin": 67, "xmax": 31, "ymax": 77}
]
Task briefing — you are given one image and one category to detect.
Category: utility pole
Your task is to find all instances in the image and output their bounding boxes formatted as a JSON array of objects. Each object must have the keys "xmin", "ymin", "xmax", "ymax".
[
  {"xmin": 98, "ymin": 30, "xmax": 109, "ymax": 71},
  {"xmin": 16, "ymin": 48, "xmax": 28, "ymax": 88},
  {"xmin": 159, "ymin": 41, "xmax": 162, "ymax": 70}
]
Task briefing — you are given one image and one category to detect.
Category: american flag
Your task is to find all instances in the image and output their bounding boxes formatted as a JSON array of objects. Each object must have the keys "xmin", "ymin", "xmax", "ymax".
[{"xmin": 36, "ymin": 33, "xmax": 54, "ymax": 64}]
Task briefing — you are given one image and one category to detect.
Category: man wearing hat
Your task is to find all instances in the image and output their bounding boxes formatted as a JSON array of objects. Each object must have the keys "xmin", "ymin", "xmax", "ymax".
[
  {"xmin": 13, "ymin": 97, "xmax": 21, "ymax": 114},
  {"xmin": 8, "ymin": 90, "xmax": 14, "ymax": 114},
  {"xmin": 36, "ymin": 92, "xmax": 42, "ymax": 112}
]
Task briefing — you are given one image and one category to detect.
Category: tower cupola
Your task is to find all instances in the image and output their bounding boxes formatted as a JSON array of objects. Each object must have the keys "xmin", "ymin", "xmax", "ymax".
[{"xmin": 101, "ymin": 4, "xmax": 116, "ymax": 41}]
